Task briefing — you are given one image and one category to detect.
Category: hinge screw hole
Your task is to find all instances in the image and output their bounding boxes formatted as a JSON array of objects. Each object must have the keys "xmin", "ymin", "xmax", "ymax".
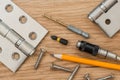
[
  {"xmin": 105, "ymin": 19, "xmax": 111, "ymax": 25},
  {"xmin": 29, "ymin": 32, "xmax": 37, "ymax": 40},
  {"xmin": 19, "ymin": 16, "xmax": 27, "ymax": 24},
  {"xmin": 5, "ymin": 4, "xmax": 13, "ymax": 13},
  {"xmin": 12, "ymin": 52, "xmax": 20, "ymax": 61}
]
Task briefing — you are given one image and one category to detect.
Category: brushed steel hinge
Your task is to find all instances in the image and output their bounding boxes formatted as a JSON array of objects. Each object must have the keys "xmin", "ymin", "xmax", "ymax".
[
  {"xmin": 0, "ymin": 0, "xmax": 48, "ymax": 72},
  {"xmin": 88, "ymin": 0, "xmax": 120, "ymax": 37}
]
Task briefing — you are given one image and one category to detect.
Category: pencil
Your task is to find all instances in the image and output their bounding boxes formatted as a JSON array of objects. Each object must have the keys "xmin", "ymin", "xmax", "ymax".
[{"xmin": 51, "ymin": 54, "xmax": 120, "ymax": 71}]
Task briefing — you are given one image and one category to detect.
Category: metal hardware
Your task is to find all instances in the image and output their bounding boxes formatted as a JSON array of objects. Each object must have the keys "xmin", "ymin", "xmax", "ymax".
[
  {"xmin": 51, "ymin": 63, "xmax": 73, "ymax": 72},
  {"xmin": 77, "ymin": 41, "xmax": 120, "ymax": 61},
  {"xmin": 88, "ymin": 0, "xmax": 120, "ymax": 37},
  {"xmin": 34, "ymin": 48, "xmax": 47, "ymax": 69},
  {"xmin": 44, "ymin": 14, "xmax": 89, "ymax": 38},
  {"xmin": 84, "ymin": 73, "xmax": 90, "ymax": 80},
  {"xmin": 97, "ymin": 75, "xmax": 113, "ymax": 80},
  {"xmin": 67, "ymin": 65, "xmax": 80, "ymax": 80},
  {"xmin": 98, "ymin": 49, "xmax": 120, "ymax": 61},
  {"xmin": 0, "ymin": 21, "xmax": 35, "ymax": 56},
  {"xmin": 51, "ymin": 63, "xmax": 80, "ymax": 80},
  {"xmin": 0, "ymin": 0, "xmax": 48, "ymax": 72}
]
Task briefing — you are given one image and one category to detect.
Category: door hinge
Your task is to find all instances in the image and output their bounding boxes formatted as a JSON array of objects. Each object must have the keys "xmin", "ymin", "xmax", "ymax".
[
  {"xmin": 88, "ymin": 0, "xmax": 119, "ymax": 37},
  {"xmin": 0, "ymin": 0, "xmax": 48, "ymax": 72}
]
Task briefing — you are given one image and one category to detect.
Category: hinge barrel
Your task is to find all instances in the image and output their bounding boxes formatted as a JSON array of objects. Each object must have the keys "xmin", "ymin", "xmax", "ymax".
[
  {"xmin": 88, "ymin": 0, "xmax": 117, "ymax": 22},
  {"xmin": 0, "ymin": 21, "xmax": 35, "ymax": 56}
]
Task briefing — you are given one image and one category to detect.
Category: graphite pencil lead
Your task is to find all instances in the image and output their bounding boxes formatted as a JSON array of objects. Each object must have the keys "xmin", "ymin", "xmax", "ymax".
[{"xmin": 50, "ymin": 54, "xmax": 54, "ymax": 57}]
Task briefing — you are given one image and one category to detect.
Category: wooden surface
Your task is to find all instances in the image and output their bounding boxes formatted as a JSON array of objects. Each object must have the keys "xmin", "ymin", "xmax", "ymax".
[{"xmin": 1, "ymin": 0, "xmax": 120, "ymax": 80}]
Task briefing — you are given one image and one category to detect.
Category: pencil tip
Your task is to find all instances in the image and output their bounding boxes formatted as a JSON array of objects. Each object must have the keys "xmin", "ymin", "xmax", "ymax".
[{"xmin": 50, "ymin": 54, "xmax": 54, "ymax": 57}]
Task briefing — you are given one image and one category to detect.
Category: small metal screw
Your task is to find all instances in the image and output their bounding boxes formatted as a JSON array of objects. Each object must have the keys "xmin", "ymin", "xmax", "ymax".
[
  {"xmin": 67, "ymin": 65, "xmax": 80, "ymax": 80},
  {"xmin": 84, "ymin": 73, "xmax": 90, "ymax": 80},
  {"xmin": 97, "ymin": 75, "xmax": 113, "ymax": 80},
  {"xmin": 34, "ymin": 48, "xmax": 47, "ymax": 69},
  {"xmin": 51, "ymin": 63, "xmax": 73, "ymax": 73}
]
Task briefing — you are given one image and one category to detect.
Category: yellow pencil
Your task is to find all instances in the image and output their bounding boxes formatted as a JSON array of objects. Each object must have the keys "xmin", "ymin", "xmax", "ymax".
[{"xmin": 51, "ymin": 54, "xmax": 120, "ymax": 71}]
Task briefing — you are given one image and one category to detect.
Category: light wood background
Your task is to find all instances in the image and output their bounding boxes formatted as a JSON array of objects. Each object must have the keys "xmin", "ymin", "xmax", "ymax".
[{"xmin": 1, "ymin": 0, "xmax": 120, "ymax": 80}]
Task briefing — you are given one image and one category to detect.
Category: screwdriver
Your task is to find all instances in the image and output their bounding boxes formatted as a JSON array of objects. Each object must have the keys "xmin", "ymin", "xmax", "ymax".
[
  {"xmin": 76, "ymin": 40, "xmax": 120, "ymax": 61},
  {"xmin": 43, "ymin": 14, "xmax": 89, "ymax": 38}
]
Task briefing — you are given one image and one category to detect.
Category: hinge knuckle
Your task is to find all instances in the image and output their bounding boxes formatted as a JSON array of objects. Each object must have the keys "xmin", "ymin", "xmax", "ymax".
[
  {"xmin": 0, "ymin": 21, "xmax": 35, "ymax": 56},
  {"xmin": 89, "ymin": 0, "xmax": 117, "ymax": 22},
  {"xmin": 18, "ymin": 41, "xmax": 35, "ymax": 56},
  {"xmin": 88, "ymin": 0, "xmax": 119, "ymax": 37},
  {"xmin": 102, "ymin": 0, "xmax": 117, "ymax": 11},
  {"xmin": 0, "ymin": 21, "xmax": 11, "ymax": 37}
]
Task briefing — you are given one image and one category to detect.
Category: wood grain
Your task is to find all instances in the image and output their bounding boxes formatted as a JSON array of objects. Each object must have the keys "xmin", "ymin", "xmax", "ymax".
[{"xmin": 1, "ymin": 0, "xmax": 120, "ymax": 80}]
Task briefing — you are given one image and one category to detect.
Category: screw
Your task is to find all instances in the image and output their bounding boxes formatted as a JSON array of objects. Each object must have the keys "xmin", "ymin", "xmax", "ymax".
[
  {"xmin": 84, "ymin": 73, "xmax": 90, "ymax": 80},
  {"xmin": 97, "ymin": 75, "xmax": 113, "ymax": 80},
  {"xmin": 51, "ymin": 63, "xmax": 73, "ymax": 73},
  {"xmin": 34, "ymin": 48, "xmax": 47, "ymax": 69},
  {"xmin": 67, "ymin": 65, "xmax": 80, "ymax": 80}
]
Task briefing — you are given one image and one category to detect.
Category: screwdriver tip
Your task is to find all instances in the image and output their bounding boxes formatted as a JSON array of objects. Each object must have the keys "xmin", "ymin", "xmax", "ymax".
[{"xmin": 51, "ymin": 35, "xmax": 57, "ymax": 40}]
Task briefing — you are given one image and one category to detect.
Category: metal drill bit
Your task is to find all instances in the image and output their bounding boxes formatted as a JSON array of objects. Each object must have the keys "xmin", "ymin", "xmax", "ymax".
[
  {"xmin": 84, "ymin": 73, "xmax": 90, "ymax": 80},
  {"xmin": 67, "ymin": 65, "xmax": 80, "ymax": 80},
  {"xmin": 34, "ymin": 48, "xmax": 47, "ymax": 69},
  {"xmin": 51, "ymin": 63, "xmax": 73, "ymax": 73},
  {"xmin": 97, "ymin": 75, "xmax": 113, "ymax": 80},
  {"xmin": 43, "ymin": 14, "xmax": 89, "ymax": 38},
  {"xmin": 44, "ymin": 14, "xmax": 68, "ymax": 27}
]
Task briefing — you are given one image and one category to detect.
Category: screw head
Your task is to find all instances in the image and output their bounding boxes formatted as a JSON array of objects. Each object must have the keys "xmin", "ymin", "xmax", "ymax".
[
  {"xmin": 51, "ymin": 62, "xmax": 55, "ymax": 69},
  {"xmin": 41, "ymin": 48, "xmax": 47, "ymax": 53}
]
